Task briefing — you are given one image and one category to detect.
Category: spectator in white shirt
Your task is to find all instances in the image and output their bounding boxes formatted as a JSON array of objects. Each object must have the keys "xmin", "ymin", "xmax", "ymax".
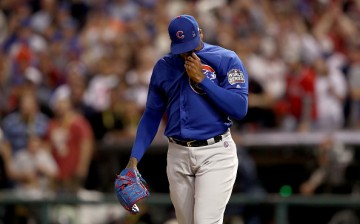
[
  {"xmin": 6, "ymin": 135, "xmax": 58, "ymax": 196},
  {"xmin": 314, "ymin": 57, "xmax": 347, "ymax": 131}
]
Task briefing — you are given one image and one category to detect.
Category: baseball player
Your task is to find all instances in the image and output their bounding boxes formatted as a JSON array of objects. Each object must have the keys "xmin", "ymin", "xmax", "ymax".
[{"xmin": 125, "ymin": 15, "xmax": 248, "ymax": 224}]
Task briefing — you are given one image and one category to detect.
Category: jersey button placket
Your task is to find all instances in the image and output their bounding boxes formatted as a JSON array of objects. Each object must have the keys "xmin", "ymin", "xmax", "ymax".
[{"xmin": 179, "ymin": 77, "xmax": 188, "ymax": 137}]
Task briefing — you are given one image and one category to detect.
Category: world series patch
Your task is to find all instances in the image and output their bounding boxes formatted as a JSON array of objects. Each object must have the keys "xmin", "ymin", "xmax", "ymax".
[{"xmin": 227, "ymin": 69, "xmax": 245, "ymax": 86}]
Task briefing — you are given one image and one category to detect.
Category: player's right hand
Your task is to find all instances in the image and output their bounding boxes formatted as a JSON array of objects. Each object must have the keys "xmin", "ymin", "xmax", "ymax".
[{"xmin": 185, "ymin": 53, "xmax": 205, "ymax": 83}]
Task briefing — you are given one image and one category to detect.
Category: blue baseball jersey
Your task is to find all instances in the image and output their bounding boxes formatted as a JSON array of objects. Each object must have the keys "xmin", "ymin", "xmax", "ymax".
[{"xmin": 131, "ymin": 43, "xmax": 248, "ymax": 161}]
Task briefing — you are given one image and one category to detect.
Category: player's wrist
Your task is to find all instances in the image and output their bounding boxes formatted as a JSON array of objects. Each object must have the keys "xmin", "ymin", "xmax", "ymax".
[
  {"xmin": 192, "ymin": 74, "xmax": 205, "ymax": 83},
  {"xmin": 126, "ymin": 157, "xmax": 139, "ymax": 169}
]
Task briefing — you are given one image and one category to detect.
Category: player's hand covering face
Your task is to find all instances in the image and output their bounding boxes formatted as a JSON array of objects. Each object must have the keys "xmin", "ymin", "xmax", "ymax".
[{"xmin": 184, "ymin": 52, "xmax": 205, "ymax": 83}]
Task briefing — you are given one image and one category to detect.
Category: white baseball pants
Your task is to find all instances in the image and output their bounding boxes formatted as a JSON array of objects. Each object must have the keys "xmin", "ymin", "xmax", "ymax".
[{"xmin": 166, "ymin": 132, "xmax": 238, "ymax": 224}]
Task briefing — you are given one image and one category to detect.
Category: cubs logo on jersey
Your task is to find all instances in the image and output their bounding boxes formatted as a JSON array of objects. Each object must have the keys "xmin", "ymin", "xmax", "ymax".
[{"xmin": 189, "ymin": 64, "xmax": 217, "ymax": 95}]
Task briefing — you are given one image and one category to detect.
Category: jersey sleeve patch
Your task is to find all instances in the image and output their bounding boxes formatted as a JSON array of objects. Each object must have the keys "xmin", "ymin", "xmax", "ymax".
[{"xmin": 227, "ymin": 69, "xmax": 245, "ymax": 86}]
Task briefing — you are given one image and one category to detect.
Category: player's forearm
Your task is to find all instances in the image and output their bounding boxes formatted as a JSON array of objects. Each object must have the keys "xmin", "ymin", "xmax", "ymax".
[
  {"xmin": 126, "ymin": 157, "xmax": 138, "ymax": 169},
  {"xmin": 200, "ymin": 78, "xmax": 248, "ymax": 120},
  {"xmin": 130, "ymin": 107, "xmax": 164, "ymax": 162}
]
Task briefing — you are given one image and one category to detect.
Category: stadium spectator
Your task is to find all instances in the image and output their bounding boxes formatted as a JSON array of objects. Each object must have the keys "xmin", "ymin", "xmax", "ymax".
[
  {"xmin": 37, "ymin": 50, "xmax": 63, "ymax": 92},
  {"xmin": 91, "ymin": 83, "xmax": 138, "ymax": 141},
  {"xmin": 8, "ymin": 62, "xmax": 54, "ymax": 116},
  {"xmin": 84, "ymin": 56, "xmax": 119, "ymax": 112},
  {"xmin": 283, "ymin": 60, "xmax": 316, "ymax": 132},
  {"xmin": 47, "ymin": 87, "xmax": 93, "ymax": 193},
  {"xmin": 347, "ymin": 42, "xmax": 360, "ymax": 129},
  {"xmin": 300, "ymin": 136, "xmax": 354, "ymax": 195},
  {"xmin": 247, "ymin": 36, "xmax": 287, "ymax": 102},
  {"xmin": 240, "ymin": 36, "xmax": 285, "ymax": 130},
  {"xmin": 125, "ymin": 45, "xmax": 157, "ymax": 109},
  {"xmin": 299, "ymin": 135, "xmax": 355, "ymax": 224},
  {"xmin": 1, "ymin": 132, "xmax": 58, "ymax": 224},
  {"xmin": 314, "ymin": 57, "xmax": 347, "ymax": 131},
  {"xmin": 0, "ymin": 51, "xmax": 10, "ymax": 119},
  {"xmin": 30, "ymin": 0, "xmax": 56, "ymax": 34},
  {"xmin": 0, "ymin": 128, "xmax": 10, "ymax": 189},
  {"xmin": 79, "ymin": 10, "xmax": 116, "ymax": 69},
  {"xmin": 1, "ymin": 93, "xmax": 48, "ymax": 153},
  {"xmin": 312, "ymin": 3, "xmax": 358, "ymax": 58},
  {"xmin": 108, "ymin": 0, "xmax": 140, "ymax": 22},
  {"xmin": 5, "ymin": 134, "xmax": 58, "ymax": 196},
  {"xmin": 0, "ymin": 10, "xmax": 7, "ymax": 44},
  {"xmin": 55, "ymin": 67, "xmax": 94, "ymax": 122}
]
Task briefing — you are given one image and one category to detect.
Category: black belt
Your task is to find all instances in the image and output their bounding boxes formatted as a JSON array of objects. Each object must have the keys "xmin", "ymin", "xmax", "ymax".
[{"xmin": 168, "ymin": 134, "xmax": 223, "ymax": 147}]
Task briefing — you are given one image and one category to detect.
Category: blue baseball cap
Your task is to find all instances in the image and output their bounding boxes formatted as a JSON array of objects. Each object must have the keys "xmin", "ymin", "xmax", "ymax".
[{"xmin": 168, "ymin": 15, "xmax": 201, "ymax": 55}]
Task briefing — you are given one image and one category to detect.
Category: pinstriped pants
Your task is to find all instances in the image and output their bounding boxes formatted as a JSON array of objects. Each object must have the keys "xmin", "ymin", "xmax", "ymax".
[{"xmin": 166, "ymin": 132, "xmax": 238, "ymax": 224}]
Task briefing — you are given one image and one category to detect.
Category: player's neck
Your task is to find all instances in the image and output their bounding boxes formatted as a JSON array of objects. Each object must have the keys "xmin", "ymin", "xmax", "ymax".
[{"xmin": 194, "ymin": 41, "xmax": 204, "ymax": 52}]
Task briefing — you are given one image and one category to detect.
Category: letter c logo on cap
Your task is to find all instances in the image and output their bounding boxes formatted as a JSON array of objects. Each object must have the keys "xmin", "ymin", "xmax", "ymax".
[{"xmin": 176, "ymin": 31, "xmax": 184, "ymax": 39}]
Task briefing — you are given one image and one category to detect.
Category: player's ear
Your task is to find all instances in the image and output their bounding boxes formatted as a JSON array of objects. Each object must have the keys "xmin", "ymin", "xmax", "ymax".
[{"xmin": 199, "ymin": 29, "xmax": 203, "ymax": 40}]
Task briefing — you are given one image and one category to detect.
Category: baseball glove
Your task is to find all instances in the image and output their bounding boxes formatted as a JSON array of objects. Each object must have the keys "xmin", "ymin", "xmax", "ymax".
[{"xmin": 114, "ymin": 168, "xmax": 150, "ymax": 214}]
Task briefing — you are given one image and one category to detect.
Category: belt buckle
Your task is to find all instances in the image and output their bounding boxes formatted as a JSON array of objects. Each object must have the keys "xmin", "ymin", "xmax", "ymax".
[{"xmin": 187, "ymin": 140, "xmax": 196, "ymax": 147}]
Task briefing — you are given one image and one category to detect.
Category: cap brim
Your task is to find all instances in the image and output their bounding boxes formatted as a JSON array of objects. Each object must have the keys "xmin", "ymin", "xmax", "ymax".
[{"xmin": 170, "ymin": 36, "xmax": 200, "ymax": 55}]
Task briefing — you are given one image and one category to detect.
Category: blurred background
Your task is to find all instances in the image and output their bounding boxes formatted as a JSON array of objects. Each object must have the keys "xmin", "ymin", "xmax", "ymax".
[{"xmin": 0, "ymin": 0, "xmax": 360, "ymax": 223}]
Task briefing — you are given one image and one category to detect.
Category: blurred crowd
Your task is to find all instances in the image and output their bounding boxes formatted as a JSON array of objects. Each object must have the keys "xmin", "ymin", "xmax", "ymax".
[{"xmin": 0, "ymin": 0, "xmax": 360, "ymax": 223}]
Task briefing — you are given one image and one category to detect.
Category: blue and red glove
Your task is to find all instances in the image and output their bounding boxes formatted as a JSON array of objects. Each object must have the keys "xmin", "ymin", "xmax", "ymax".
[{"xmin": 114, "ymin": 168, "xmax": 150, "ymax": 214}]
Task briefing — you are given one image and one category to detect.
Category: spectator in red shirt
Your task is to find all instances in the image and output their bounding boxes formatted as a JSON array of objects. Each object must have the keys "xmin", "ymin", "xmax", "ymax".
[
  {"xmin": 47, "ymin": 87, "xmax": 94, "ymax": 193},
  {"xmin": 285, "ymin": 60, "xmax": 317, "ymax": 131}
]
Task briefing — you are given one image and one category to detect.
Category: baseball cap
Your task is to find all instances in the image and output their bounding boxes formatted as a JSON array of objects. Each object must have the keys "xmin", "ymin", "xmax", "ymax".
[{"xmin": 168, "ymin": 15, "xmax": 201, "ymax": 55}]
